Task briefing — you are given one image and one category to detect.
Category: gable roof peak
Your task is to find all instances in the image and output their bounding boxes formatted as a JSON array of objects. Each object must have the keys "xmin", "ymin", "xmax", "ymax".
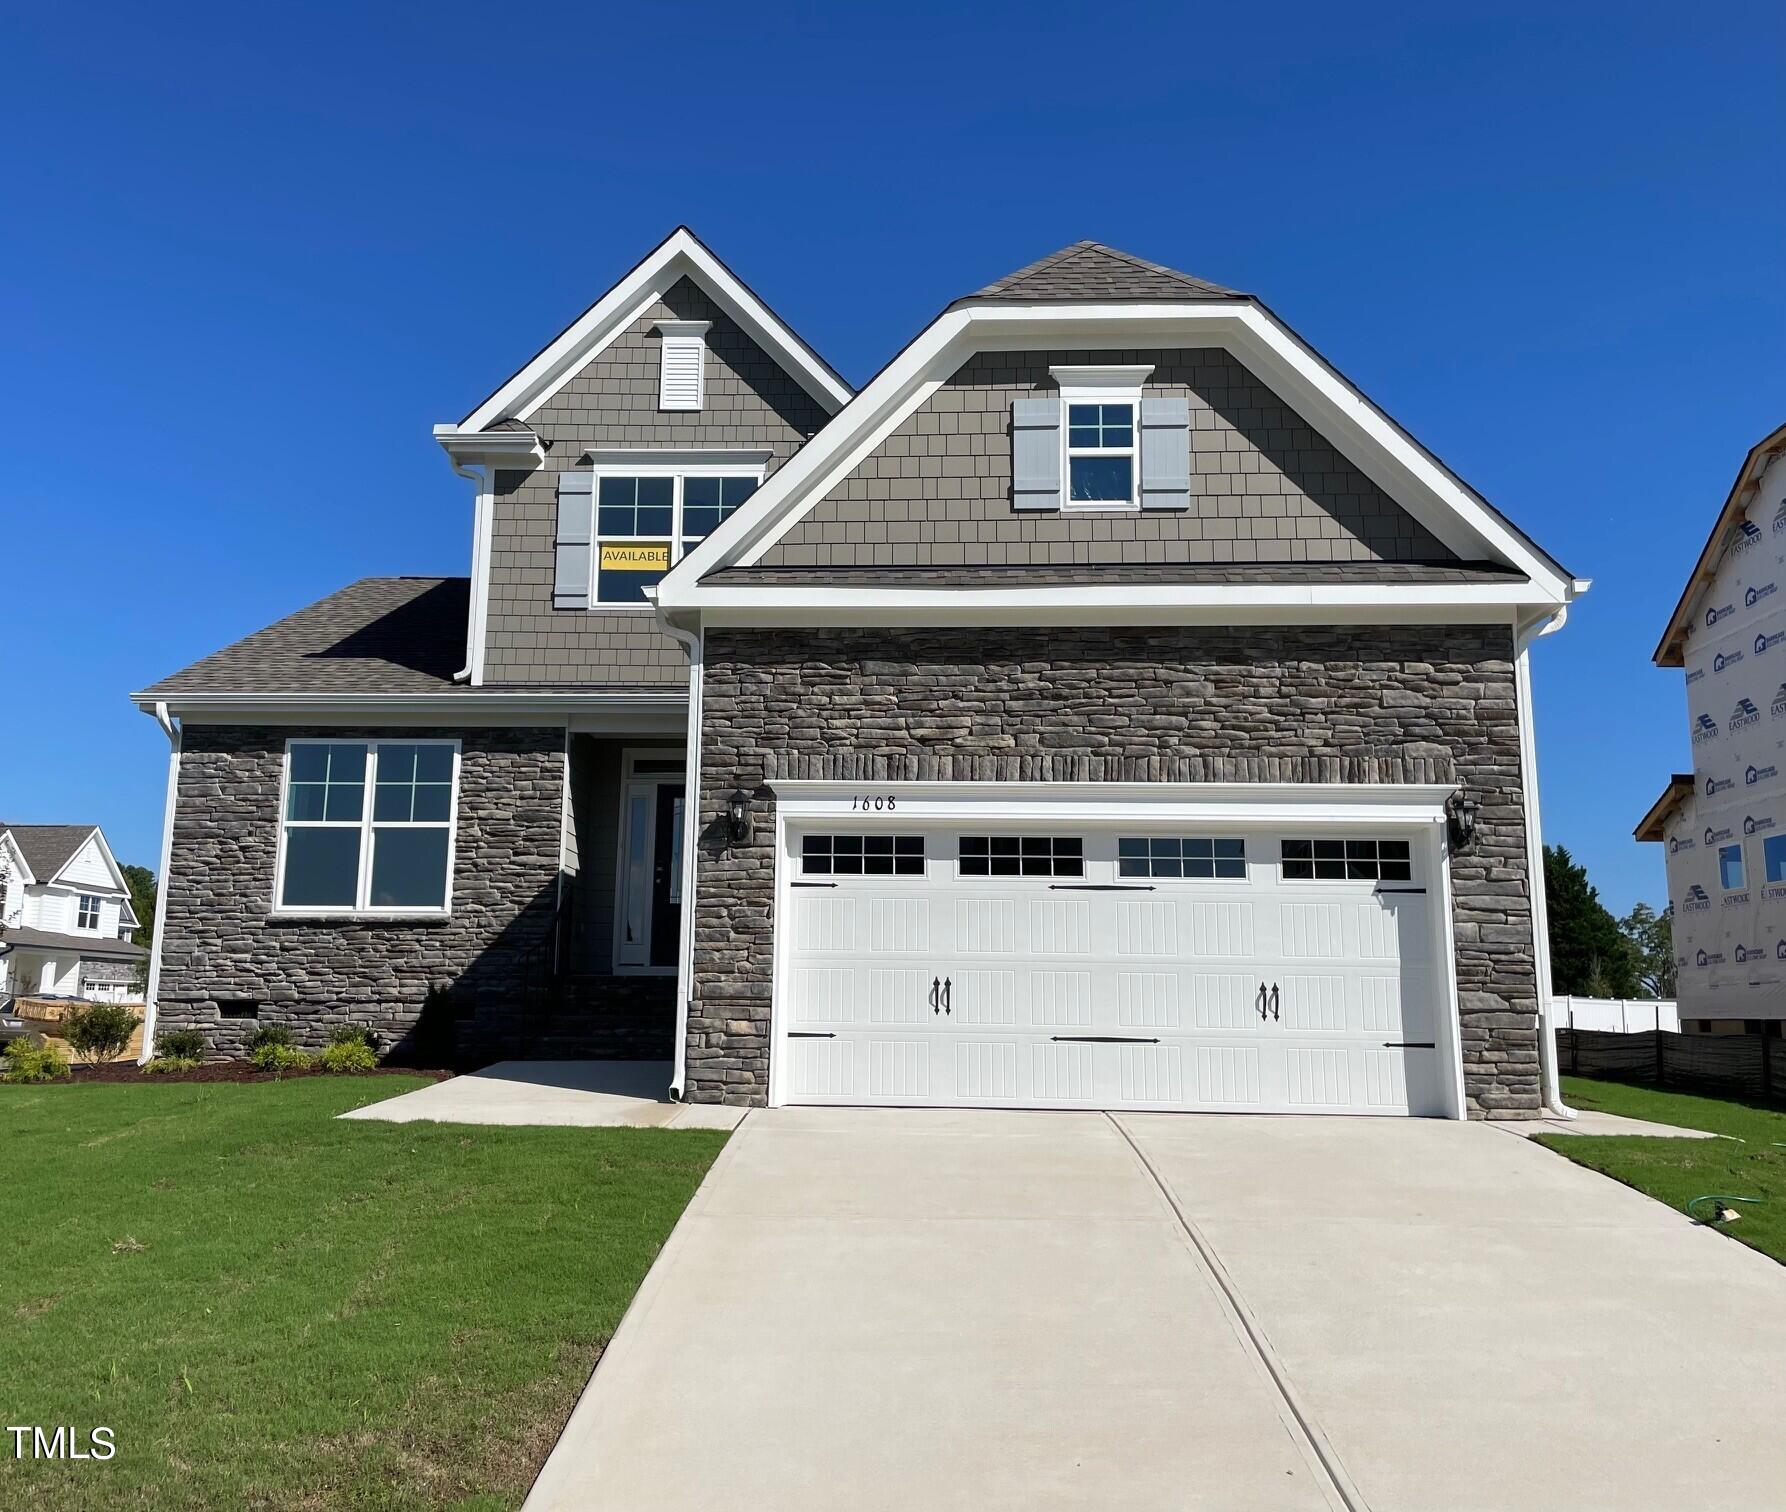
[
  {"xmin": 0, "ymin": 823, "xmax": 102, "ymax": 883},
  {"xmin": 958, "ymin": 239, "xmax": 1249, "ymax": 306}
]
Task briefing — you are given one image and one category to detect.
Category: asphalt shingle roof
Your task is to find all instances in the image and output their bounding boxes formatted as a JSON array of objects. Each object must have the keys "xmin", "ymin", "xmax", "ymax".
[
  {"xmin": 137, "ymin": 577, "xmax": 471, "ymax": 696},
  {"xmin": 956, "ymin": 241, "xmax": 1247, "ymax": 306},
  {"xmin": 0, "ymin": 925, "xmax": 145, "ymax": 961},
  {"xmin": 0, "ymin": 825, "xmax": 96, "ymax": 881}
]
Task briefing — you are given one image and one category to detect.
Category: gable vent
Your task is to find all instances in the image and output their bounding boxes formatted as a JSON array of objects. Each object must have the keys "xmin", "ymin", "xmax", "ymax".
[{"xmin": 655, "ymin": 319, "xmax": 711, "ymax": 411}]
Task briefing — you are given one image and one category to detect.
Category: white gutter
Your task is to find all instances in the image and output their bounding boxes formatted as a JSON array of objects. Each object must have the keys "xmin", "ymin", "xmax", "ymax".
[
  {"xmin": 1515, "ymin": 601, "xmax": 1581, "ymax": 1117},
  {"xmin": 659, "ymin": 620, "xmax": 703, "ymax": 1100},
  {"xmin": 138, "ymin": 700, "xmax": 182, "ymax": 1064}
]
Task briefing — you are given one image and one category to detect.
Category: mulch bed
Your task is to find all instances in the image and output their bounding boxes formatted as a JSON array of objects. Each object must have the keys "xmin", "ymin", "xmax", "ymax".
[{"xmin": 61, "ymin": 1062, "xmax": 455, "ymax": 1085}]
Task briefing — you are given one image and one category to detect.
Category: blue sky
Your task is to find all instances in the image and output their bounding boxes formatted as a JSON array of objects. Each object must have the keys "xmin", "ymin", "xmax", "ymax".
[{"xmin": 4, "ymin": 2, "xmax": 1781, "ymax": 912}]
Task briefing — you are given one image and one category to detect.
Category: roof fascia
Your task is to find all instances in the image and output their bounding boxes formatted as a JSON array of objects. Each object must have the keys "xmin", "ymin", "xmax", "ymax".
[
  {"xmin": 432, "ymin": 427, "xmax": 546, "ymax": 469},
  {"xmin": 0, "ymin": 829, "xmax": 36, "ymax": 887},
  {"xmin": 658, "ymin": 302, "xmax": 1576, "ymax": 608},
  {"xmin": 1652, "ymin": 425, "xmax": 1786, "ymax": 667},
  {"xmin": 454, "ymin": 229, "xmax": 851, "ymax": 433},
  {"xmin": 1634, "ymin": 775, "xmax": 1695, "ymax": 842},
  {"xmin": 130, "ymin": 690, "xmax": 690, "ymax": 725}
]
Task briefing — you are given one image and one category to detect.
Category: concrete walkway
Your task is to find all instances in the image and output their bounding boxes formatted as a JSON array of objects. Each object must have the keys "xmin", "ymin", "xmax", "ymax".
[
  {"xmin": 339, "ymin": 1060, "xmax": 744, "ymax": 1129},
  {"xmin": 526, "ymin": 1109, "xmax": 1786, "ymax": 1512}
]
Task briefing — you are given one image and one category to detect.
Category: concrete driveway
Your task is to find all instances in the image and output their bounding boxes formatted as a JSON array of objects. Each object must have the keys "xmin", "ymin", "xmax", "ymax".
[{"xmin": 526, "ymin": 1110, "xmax": 1786, "ymax": 1511}]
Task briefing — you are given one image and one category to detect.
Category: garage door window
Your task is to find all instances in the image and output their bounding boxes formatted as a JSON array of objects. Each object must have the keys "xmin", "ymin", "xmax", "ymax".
[
  {"xmin": 801, "ymin": 834, "xmax": 925, "ymax": 876},
  {"xmin": 959, "ymin": 835, "xmax": 1084, "ymax": 878},
  {"xmin": 1281, "ymin": 837, "xmax": 1412, "ymax": 882},
  {"xmin": 1118, "ymin": 837, "xmax": 1245, "ymax": 879}
]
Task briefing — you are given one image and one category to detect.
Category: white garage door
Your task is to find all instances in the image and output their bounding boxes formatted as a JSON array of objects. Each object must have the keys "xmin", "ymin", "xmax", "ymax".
[{"xmin": 779, "ymin": 823, "xmax": 1449, "ymax": 1115}]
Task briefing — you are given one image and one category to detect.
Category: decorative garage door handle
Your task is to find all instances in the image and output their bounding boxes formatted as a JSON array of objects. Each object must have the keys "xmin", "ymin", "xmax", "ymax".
[
  {"xmin": 943, "ymin": 977, "xmax": 951, "ymax": 1015},
  {"xmin": 1257, "ymin": 981, "xmax": 1268, "ymax": 1021},
  {"xmin": 931, "ymin": 977, "xmax": 941, "ymax": 1015},
  {"xmin": 1270, "ymin": 983, "xmax": 1280, "ymax": 1022}
]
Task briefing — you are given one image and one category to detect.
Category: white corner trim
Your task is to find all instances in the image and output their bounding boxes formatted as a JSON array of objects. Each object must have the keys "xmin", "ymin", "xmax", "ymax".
[
  {"xmin": 659, "ymin": 300, "xmax": 1577, "ymax": 605},
  {"xmin": 139, "ymin": 704, "xmax": 181, "ymax": 1064},
  {"xmin": 456, "ymin": 229, "xmax": 850, "ymax": 432},
  {"xmin": 1049, "ymin": 363, "xmax": 1154, "ymax": 388},
  {"xmin": 661, "ymin": 622, "xmax": 703, "ymax": 1100}
]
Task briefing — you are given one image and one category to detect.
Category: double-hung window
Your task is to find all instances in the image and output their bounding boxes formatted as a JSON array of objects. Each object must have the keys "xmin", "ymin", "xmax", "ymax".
[
  {"xmin": 1067, "ymin": 402, "xmax": 1136, "ymax": 505},
  {"xmin": 76, "ymin": 894, "xmax": 101, "ymax": 930},
  {"xmin": 278, "ymin": 740, "xmax": 458, "ymax": 913},
  {"xmin": 591, "ymin": 470, "xmax": 761, "ymax": 606}
]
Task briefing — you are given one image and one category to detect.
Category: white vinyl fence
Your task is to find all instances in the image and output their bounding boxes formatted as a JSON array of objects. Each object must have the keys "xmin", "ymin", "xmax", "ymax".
[{"xmin": 1551, "ymin": 996, "xmax": 1679, "ymax": 1033}]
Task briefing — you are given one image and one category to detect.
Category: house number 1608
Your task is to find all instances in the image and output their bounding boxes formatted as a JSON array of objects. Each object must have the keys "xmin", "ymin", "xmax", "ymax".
[{"xmin": 850, "ymin": 795, "xmax": 897, "ymax": 811}]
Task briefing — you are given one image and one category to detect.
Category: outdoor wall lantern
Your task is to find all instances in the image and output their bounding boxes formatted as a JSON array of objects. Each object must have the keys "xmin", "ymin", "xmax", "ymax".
[
  {"xmin": 726, "ymin": 789, "xmax": 753, "ymax": 845},
  {"xmin": 1445, "ymin": 789, "xmax": 1479, "ymax": 850}
]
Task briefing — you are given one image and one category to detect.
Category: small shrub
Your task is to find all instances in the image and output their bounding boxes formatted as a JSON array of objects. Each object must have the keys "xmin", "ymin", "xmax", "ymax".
[
  {"xmin": 244, "ymin": 1023, "xmax": 295, "ymax": 1053},
  {"xmin": 60, "ymin": 1002, "xmax": 140, "ymax": 1064},
  {"xmin": 327, "ymin": 1023, "xmax": 374, "ymax": 1050},
  {"xmin": 142, "ymin": 1056, "xmax": 201, "ymax": 1076},
  {"xmin": 4, "ymin": 1037, "xmax": 71, "ymax": 1084},
  {"xmin": 250, "ymin": 1043, "xmax": 313, "ymax": 1074},
  {"xmin": 318, "ymin": 1039, "xmax": 377, "ymax": 1073},
  {"xmin": 157, "ymin": 1027, "xmax": 207, "ymax": 1061}
]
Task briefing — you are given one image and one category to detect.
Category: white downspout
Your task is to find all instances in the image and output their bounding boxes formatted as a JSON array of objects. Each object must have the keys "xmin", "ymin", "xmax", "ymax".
[
  {"xmin": 1515, "ymin": 607, "xmax": 1573, "ymax": 1117},
  {"xmin": 660, "ymin": 619, "xmax": 702, "ymax": 1100},
  {"xmin": 138, "ymin": 700, "xmax": 182, "ymax": 1064},
  {"xmin": 450, "ymin": 458, "xmax": 489, "ymax": 684}
]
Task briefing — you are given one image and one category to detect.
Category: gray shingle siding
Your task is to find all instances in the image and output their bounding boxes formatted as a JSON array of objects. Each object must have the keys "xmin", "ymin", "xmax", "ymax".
[
  {"xmin": 482, "ymin": 276, "xmax": 828, "ymax": 686},
  {"xmin": 756, "ymin": 348, "xmax": 1455, "ymax": 570}
]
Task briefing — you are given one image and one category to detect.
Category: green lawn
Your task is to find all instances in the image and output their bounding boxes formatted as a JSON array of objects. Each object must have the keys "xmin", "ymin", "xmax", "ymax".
[
  {"xmin": 0, "ymin": 1077, "xmax": 726, "ymax": 1510},
  {"xmin": 1537, "ymin": 1075, "xmax": 1786, "ymax": 1266}
]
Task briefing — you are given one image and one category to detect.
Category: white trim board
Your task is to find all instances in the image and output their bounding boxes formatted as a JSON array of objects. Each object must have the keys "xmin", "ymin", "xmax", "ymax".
[
  {"xmin": 450, "ymin": 228, "xmax": 851, "ymax": 433},
  {"xmin": 657, "ymin": 301, "xmax": 1580, "ymax": 611}
]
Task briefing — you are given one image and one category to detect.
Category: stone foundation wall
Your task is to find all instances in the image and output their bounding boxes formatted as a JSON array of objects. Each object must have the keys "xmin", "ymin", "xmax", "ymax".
[
  {"xmin": 155, "ymin": 725, "xmax": 563, "ymax": 1057},
  {"xmin": 688, "ymin": 624, "xmax": 1539, "ymax": 1116}
]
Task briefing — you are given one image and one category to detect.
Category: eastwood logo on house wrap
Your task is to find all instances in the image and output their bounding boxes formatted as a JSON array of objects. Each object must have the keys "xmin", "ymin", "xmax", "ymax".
[
  {"xmin": 1773, "ymin": 683, "xmax": 1786, "ymax": 719},
  {"xmin": 1732, "ymin": 519, "xmax": 1764, "ymax": 555},
  {"xmin": 1693, "ymin": 713, "xmax": 1721, "ymax": 744},
  {"xmin": 1730, "ymin": 697, "xmax": 1762, "ymax": 732},
  {"xmin": 1707, "ymin": 603, "xmax": 1736, "ymax": 628},
  {"xmin": 1751, "ymin": 582, "xmax": 1780, "ymax": 610},
  {"xmin": 1756, "ymin": 628, "xmax": 1786, "ymax": 655},
  {"xmin": 1748, "ymin": 764, "xmax": 1778, "ymax": 785},
  {"xmin": 1775, "ymin": 497, "xmax": 1786, "ymax": 533},
  {"xmin": 1705, "ymin": 776, "xmax": 1735, "ymax": 799},
  {"xmin": 1682, "ymin": 883, "xmax": 1712, "ymax": 912}
]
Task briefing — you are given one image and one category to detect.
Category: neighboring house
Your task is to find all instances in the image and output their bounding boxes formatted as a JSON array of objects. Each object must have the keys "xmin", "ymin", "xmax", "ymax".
[
  {"xmin": 134, "ymin": 229, "xmax": 1583, "ymax": 1118},
  {"xmin": 0, "ymin": 823, "xmax": 146, "ymax": 1003},
  {"xmin": 1637, "ymin": 421, "xmax": 1786, "ymax": 1036}
]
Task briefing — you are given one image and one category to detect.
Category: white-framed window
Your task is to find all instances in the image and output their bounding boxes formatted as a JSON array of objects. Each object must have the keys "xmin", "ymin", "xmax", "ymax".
[
  {"xmin": 276, "ymin": 740, "xmax": 459, "ymax": 914},
  {"xmin": 76, "ymin": 894, "xmax": 102, "ymax": 930},
  {"xmin": 1066, "ymin": 402, "xmax": 1136, "ymax": 505},
  {"xmin": 1052, "ymin": 364, "xmax": 1150, "ymax": 511},
  {"xmin": 590, "ymin": 468, "xmax": 763, "ymax": 608}
]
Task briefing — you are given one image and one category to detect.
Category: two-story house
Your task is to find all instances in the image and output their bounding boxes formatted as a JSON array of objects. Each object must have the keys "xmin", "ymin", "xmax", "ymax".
[
  {"xmin": 134, "ymin": 229, "xmax": 1583, "ymax": 1118},
  {"xmin": 1637, "ymin": 421, "xmax": 1786, "ymax": 1034},
  {"xmin": 0, "ymin": 823, "xmax": 145, "ymax": 1002}
]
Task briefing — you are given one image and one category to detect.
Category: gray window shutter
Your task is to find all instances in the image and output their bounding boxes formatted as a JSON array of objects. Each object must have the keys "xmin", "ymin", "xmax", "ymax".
[
  {"xmin": 1140, "ymin": 398, "xmax": 1191, "ymax": 510},
  {"xmin": 554, "ymin": 472, "xmax": 593, "ymax": 609},
  {"xmin": 1012, "ymin": 397, "xmax": 1062, "ymax": 511}
]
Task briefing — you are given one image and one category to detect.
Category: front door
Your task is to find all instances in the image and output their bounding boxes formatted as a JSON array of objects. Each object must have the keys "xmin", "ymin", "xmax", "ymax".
[{"xmin": 650, "ymin": 784, "xmax": 685, "ymax": 969}]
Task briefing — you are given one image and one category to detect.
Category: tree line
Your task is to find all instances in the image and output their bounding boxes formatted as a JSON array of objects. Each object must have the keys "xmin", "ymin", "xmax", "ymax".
[{"xmin": 1543, "ymin": 844, "xmax": 1673, "ymax": 1000}]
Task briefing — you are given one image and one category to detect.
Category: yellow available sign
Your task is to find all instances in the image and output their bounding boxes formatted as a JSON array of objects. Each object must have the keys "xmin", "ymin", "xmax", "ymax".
[{"xmin": 600, "ymin": 543, "xmax": 670, "ymax": 572}]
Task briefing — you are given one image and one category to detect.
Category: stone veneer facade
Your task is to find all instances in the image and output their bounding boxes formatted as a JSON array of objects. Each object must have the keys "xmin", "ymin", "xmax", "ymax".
[
  {"xmin": 157, "ymin": 725, "xmax": 566, "ymax": 1057},
  {"xmin": 686, "ymin": 623, "xmax": 1541, "ymax": 1117}
]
